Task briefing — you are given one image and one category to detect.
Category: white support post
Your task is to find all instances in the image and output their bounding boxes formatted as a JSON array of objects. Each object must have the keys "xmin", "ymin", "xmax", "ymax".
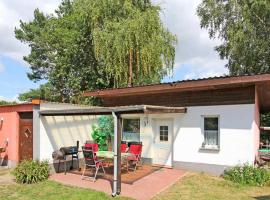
[{"xmin": 112, "ymin": 112, "xmax": 118, "ymax": 197}]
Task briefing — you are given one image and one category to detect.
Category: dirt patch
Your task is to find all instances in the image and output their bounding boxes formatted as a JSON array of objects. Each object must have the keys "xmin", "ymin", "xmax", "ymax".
[{"xmin": 0, "ymin": 168, "xmax": 14, "ymax": 184}]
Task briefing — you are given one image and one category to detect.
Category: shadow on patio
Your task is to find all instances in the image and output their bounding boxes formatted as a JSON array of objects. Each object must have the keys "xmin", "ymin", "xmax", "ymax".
[
  {"xmin": 69, "ymin": 164, "xmax": 162, "ymax": 185},
  {"xmin": 50, "ymin": 166, "xmax": 186, "ymax": 200}
]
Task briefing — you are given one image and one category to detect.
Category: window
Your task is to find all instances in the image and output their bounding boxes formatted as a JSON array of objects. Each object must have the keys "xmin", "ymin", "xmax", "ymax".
[
  {"xmin": 122, "ymin": 119, "xmax": 140, "ymax": 141},
  {"xmin": 203, "ymin": 117, "xmax": 219, "ymax": 148},
  {"xmin": 160, "ymin": 126, "xmax": 168, "ymax": 142}
]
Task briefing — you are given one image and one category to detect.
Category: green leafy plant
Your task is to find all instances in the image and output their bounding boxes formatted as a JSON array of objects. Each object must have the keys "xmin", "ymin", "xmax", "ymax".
[
  {"xmin": 12, "ymin": 160, "xmax": 50, "ymax": 184},
  {"xmin": 224, "ymin": 164, "xmax": 270, "ymax": 186},
  {"xmin": 91, "ymin": 116, "xmax": 114, "ymax": 151}
]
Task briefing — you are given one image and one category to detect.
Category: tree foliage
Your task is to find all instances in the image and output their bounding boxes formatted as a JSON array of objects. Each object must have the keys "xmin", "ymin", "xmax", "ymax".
[
  {"xmin": 18, "ymin": 83, "xmax": 61, "ymax": 102},
  {"xmin": 76, "ymin": 0, "xmax": 177, "ymax": 87},
  {"xmin": 197, "ymin": 0, "xmax": 270, "ymax": 75},
  {"xmin": 15, "ymin": 0, "xmax": 176, "ymax": 103},
  {"xmin": 0, "ymin": 100, "xmax": 17, "ymax": 106},
  {"xmin": 261, "ymin": 112, "xmax": 270, "ymax": 127}
]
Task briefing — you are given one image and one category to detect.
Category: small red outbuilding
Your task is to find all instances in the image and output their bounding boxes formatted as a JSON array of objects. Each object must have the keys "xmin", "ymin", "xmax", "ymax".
[{"xmin": 0, "ymin": 103, "xmax": 34, "ymax": 167}]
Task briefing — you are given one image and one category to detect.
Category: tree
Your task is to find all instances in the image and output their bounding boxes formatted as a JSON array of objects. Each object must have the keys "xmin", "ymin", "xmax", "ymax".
[
  {"xmin": 18, "ymin": 83, "xmax": 62, "ymax": 102},
  {"xmin": 15, "ymin": 0, "xmax": 177, "ymax": 103},
  {"xmin": 197, "ymin": 0, "xmax": 270, "ymax": 75},
  {"xmin": 15, "ymin": 2, "xmax": 105, "ymax": 103},
  {"xmin": 76, "ymin": 0, "xmax": 177, "ymax": 87},
  {"xmin": 261, "ymin": 113, "xmax": 270, "ymax": 127},
  {"xmin": 0, "ymin": 100, "xmax": 16, "ymax": 106}
]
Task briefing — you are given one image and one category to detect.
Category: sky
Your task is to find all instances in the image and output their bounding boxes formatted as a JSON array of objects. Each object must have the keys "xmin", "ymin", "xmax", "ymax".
[{"xmin": 0, "ymin": 0, "xmax": 228, "ymax": 101}]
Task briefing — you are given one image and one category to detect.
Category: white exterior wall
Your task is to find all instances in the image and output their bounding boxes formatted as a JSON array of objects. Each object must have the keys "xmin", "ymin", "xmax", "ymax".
[
  {"xmin": 173, "ymin": 104, "xmax": 255, "ymax": 166},
  {"xmin": 34, "ymin": 103, "xmax": 98, "ymax": 163},
  {"xmin": 34, "ymin": 102, "xmax": 256, "ymax": 169},
  {"xmin": 124, "ymin": 104, "xmax": 256, "ymax": 168}
]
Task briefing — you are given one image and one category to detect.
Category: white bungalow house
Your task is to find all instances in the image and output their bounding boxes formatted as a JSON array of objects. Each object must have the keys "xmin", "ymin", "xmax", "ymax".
[{"xmin": 32, "ymin": 74, "xmax": 270, "ymax": 178}]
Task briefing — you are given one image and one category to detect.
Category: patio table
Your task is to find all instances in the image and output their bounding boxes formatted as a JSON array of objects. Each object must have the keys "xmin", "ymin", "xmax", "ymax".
[
  {"xmin": 96, "ymin": 151, "xmax": 134, "ymax": 172},
  {"xmin": 96, "ymin": 151, "xmax": 133, "ymax": 159}
]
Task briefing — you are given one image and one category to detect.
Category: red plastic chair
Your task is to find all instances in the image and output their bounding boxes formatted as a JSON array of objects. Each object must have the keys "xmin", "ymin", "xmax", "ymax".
[
  {"xmin": 121, "ymin": 143, "xmax": 127, "ymax": 153},
  {"xmin": 84, "ymin": 143, "xmax": 99, "ymax": 152},
  {"xmin": 126, "ymin": 144, "xmax": 142, "ymax": 171}
]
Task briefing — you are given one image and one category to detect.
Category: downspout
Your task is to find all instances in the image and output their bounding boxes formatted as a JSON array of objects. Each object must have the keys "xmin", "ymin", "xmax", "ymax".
[{"xmin": 112, "ymin": 112, "xmax": 118, "ymax": 197}]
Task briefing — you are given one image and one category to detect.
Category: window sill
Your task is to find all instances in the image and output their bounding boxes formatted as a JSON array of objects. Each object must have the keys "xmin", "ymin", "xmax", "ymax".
[{"xmin": 199, "ymin": 146, "xmax": 220, "ymax": 152}]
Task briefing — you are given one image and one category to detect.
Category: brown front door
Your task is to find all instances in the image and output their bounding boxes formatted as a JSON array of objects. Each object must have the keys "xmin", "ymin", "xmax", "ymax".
[{"xmin": 19, "ymin": 119, "xmax": 33, "ymax": 161}]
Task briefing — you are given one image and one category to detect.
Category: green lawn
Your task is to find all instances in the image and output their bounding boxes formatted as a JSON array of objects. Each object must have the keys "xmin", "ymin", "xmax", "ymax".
[
  {"xmin": 152, "ymin": 173, "xmax": 270, "ymax": 200},
  {"xmin": 0, "ymin": 180, "xmax": 132, "ymax": 200},
  {"xmin": 1, "ymin": 171, "xmax": 270, "ymax": 200}
]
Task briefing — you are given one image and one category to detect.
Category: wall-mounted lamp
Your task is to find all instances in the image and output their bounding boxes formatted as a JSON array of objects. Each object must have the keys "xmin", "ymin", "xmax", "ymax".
[
  {"xmin": 4, "ymin": 138, "xmax": 8, "ymax": 146},
  {"xmin": 0, "ymin": 117, "xmax": 3, "ymax": 130}
]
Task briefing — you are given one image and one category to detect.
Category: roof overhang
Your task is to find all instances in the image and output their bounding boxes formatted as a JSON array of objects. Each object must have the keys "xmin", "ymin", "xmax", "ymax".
[
  {"xmin": 256, "ymin": 81, "xmax": 270, "ymax": 112},
  {"xmin": 0, "ymin": 103, "xmax": 34, "ymax": 113},
  {"xmin": 83, "ymin": 74, "xmax": 270, "ymax": 98},
  {"xmin": 39, "ymin": 105, "xmax": 187, "ymax": 116}
]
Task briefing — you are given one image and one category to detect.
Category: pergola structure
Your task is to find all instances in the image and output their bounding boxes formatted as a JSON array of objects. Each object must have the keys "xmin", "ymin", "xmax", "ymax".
[{"xmin": 39, "ymin": 105, "xmax": 187, "ymax": 196}]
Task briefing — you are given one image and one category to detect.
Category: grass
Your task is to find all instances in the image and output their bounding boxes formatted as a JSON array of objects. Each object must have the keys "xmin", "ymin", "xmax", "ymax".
[
  {"xmin": 1, "ymin": 170, "xmax": 270, "ymax": 200},
  {"xmin": 152, "ymin": 172, "xmax": 270, "ymax": 200},
  {"xmin": 0, "ymin": 180, "xmax": 132, "ymax": 200}
]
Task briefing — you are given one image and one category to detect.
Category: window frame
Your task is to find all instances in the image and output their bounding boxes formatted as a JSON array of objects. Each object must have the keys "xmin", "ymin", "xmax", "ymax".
[
  {"xmin": 201, "ymin": 115, "xmax": 220, "ymax": 150},
  {"xmin": 159, "ymin": 125, "xmax": 169, "ymax": 142},
  {"xmin": 122, "ymin": 118, "xmax": 141, "ymax": 142}
]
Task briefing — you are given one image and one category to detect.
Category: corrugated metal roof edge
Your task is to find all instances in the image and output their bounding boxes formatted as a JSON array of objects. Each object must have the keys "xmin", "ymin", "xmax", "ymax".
[
  {"xmin": 84, "ymin": 73, "xmax": 270, "ymax": 94},
  {"xmin": 40, "ymin": 101, "xmax": 99, "ymax": 108}
]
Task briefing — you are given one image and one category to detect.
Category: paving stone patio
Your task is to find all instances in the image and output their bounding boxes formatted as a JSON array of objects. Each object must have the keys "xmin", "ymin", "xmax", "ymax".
[{"xmin": 50, "ymin": 167, "xmax": 186, "ymax": 200}]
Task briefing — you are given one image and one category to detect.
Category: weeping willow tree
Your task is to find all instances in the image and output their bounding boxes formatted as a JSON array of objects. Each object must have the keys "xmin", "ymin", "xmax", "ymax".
[
  {"xmin": 76, "ymin": 0, "xmax": 177, "ymax": 87},
  {"xmin": 15, "ymin": 0, "xmax": 177, "ymax": 103}
]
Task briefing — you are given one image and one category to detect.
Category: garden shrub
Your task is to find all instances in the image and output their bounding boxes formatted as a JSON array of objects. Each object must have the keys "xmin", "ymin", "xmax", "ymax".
[
  {"xmin": 92, "ymin": 116, "xmax": 114, "ymax": 150},
  {"xmin": 224, "ymin": 164, "xmax": 270, "ymax": 186},
  {"xmin": 12, "ymin": 160, "xmax": 50, "ymax": 184},
  {"xmin": 92, "ymin": 125, "xmax": 108, "ymax": 150}
]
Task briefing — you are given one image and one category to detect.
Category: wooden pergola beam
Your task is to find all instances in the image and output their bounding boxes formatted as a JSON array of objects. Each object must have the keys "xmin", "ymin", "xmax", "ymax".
[{"xmin": 39, "ymin": 105, "xmax": 187, "ymax": 116}]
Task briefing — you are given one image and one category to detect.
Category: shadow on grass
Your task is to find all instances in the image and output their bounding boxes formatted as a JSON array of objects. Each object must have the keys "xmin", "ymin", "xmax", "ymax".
[{"xmin": 255, "ymin": 195, "xmax": 270, "ymax": 200}]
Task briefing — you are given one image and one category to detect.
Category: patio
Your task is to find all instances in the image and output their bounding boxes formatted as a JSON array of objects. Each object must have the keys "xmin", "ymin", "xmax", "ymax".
[
  {"xmin": 69, "ymin": 165, "xmax": 162, "ymax": 184},
  {"xmin": 50, "ymin": 167, "xmax": 186, "ymax": 200},
  {"xmin": 40, "ymin": 105, "xmax": 187, "ymax": 196}
]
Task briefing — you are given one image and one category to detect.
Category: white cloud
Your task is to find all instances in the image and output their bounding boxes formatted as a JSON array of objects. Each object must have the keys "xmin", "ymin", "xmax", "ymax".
[
  {"xmin": 0, "ymin": 0, "xmax": 61, "ymax": 62},
  {"xmin": 0, "ymin": 0, "xmax": 228, "ymax": 79},
  {"xmin": 154, "ymin": 0, "xmax": 228, "ymax": 79},
  {"xmin": 0, "ymin": 95, "xmax": 18, "ymax": 102},
  {"xmin": 182, "ymin": 57, "xmax": 227, "ymax": 80}
]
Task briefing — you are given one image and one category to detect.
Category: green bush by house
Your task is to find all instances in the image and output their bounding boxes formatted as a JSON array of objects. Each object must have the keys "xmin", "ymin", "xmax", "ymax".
[
  {"xmin": 224, "ymin": 164, "xmax": 270, "ymax": 186},
  {"xmin": 92, "ymin": 116, "xmax": 114, "ymax": 151},
  {"xmin": 12, "ymin": 160, "xmax": 50, "ymax": 184}
]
